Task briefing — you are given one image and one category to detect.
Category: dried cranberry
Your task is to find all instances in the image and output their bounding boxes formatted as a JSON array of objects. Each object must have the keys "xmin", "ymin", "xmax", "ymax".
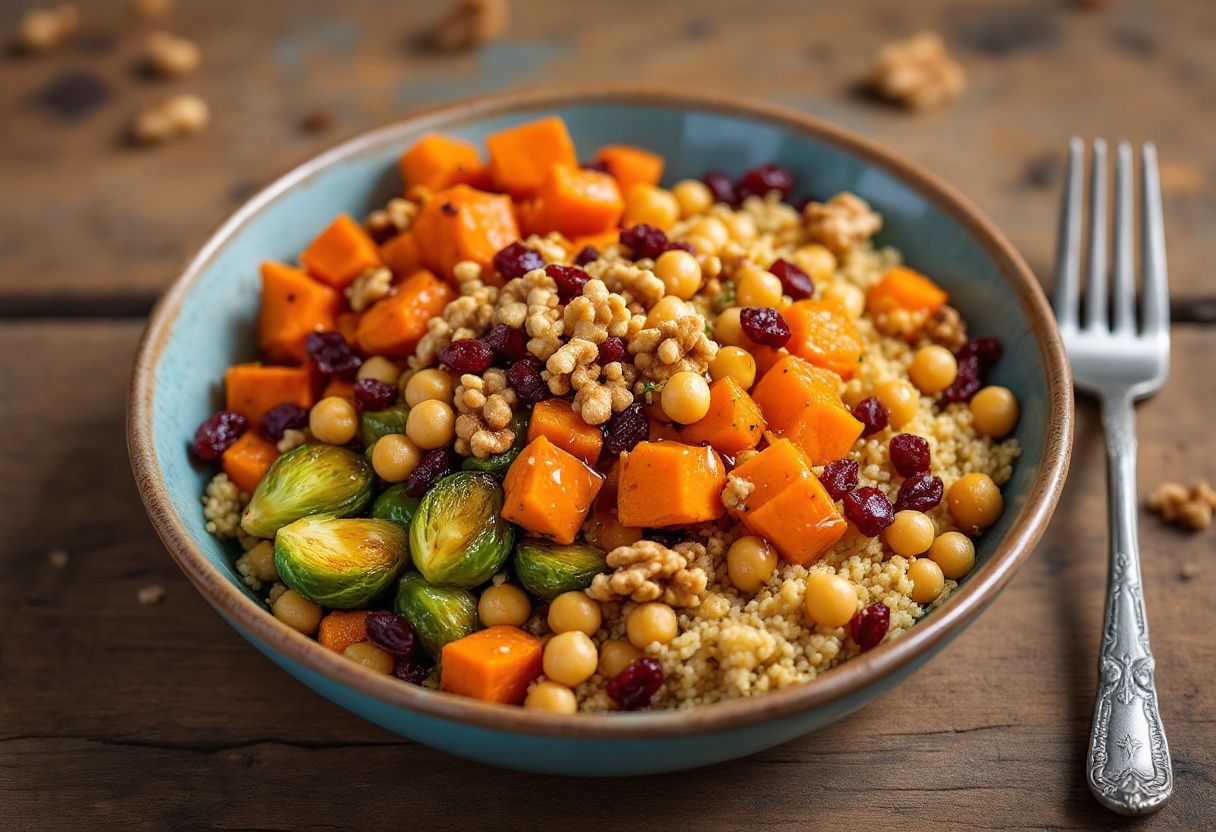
[
  {"xmin": 702, "ymin": 170, "xmax": 736, "ymax": 205},
  {"xmin": 507, "ymin": 357, "xmax": 547, "ymax": 404},
  {"xmin": 606, "ymin": 658, "xmax": 664, "ymax": 710},
  {"xmin": 769, "ymin": 258, "xmax": 813, "ymax": 299},
  {"xmin": 597, "ymin": 336, "xmax": 626, "ymax": 365},
  {"xmin": 943, "ymin": 337, "xmax": 1003, "ymax": 403},
  {"xmin": 404, "ymin": 448, "xmax": 454, "ymax": 498},
  {"xmin": 842, "ymin": 486, "xmax": 895, "ymax": 537},
  {"xmin": 306, "ymin": 331, "xmax": 362, "ymax": 380},
  {"xmin": 393, "ymin": 659, "xmax": 430, "ymax": 686},
  {"xmin": 664, "ymin": 240, "xmax": 695, "ymax": 254},
  {"xmin": 438, "ymin": 338, "xmax": 494, "ymax": 374},
  {"xmin": 365, "ymin": 611, "xmax": 419, "ymax": 658},
  {"xmin": 545, "ymin": 263, "xmax": 590, "ymax": 302},
  {"xmin": 259, "ymin": 403, "xmax": 307, "ymax": 442},
  {"xmin": 574, "ymin": 245, "xmax": 600, "ymax": 266},
  {"xmin": 852, "ymin": 396, "xmax": 889, "ymax": 437},
  {"xmin": 849, "ymin": 603, "xmax": 890, "ymax": 652},
  {"xmin": 739, "ymin": 306, "xmax": 791, "ymax": 348},
  {"xmin": 353, "ymin": 378, "xmax": 398, "ymax": 412},
  {"xmin": 645, "ymin": 527, "xmax": 686, "ymax": 547},
  {"xmin": 493, "ymin": 242, "xmax": 545, "ymax": 280},
  {"xmin": 603, "ymin": 403, "xmax": 648, "ymax": 455},
  {"xmin": 736, "ymin": 163, "xmax": 795, "ymax": 202},
  {"xmin": 483, "ymin": 323, "xmax": 528, "ymax": 363},
  {"xmin": 820, "ymin": 459, "xmax": 859, "ymax": 501},
  {"xmin": 957, "ymin": 336, "xmax": 1003, "ymax": 370},
  {"xmin": 791, "ymin": 195, "xmax": 814, "ymax": 213},
  {"xmin": 192, "ymin": 411, "xmax": 246, "ymax": 461},
  {"xmin": 888, "ymin": 434, "xmax": 930, "ymax": 477},
  {"xmin": 619, "ymin": 224, "xmax": 670, "ymax": 260},
  {"xmin": 894, "ymin": 472, "xmax": 944, "ymax": 512}
]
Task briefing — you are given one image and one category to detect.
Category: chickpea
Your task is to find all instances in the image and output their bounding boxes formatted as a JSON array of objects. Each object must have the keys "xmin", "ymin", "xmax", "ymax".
[
  {"xmin": 947, "ymin": 473, "xmax": 1004, "ymax": 533},
  {"xmin": 708, "ymin": 345, "xmax": 757, "ymax": 390},
  {"xmin": 802, "ymin": 572, "xmax": 858, "ymax": 628},
  {"xmin": 404, "ymin": 368, "xmax": 454, "ymax": 407},
  {"xmin": 908, "ymin": 558, "xmax": 946, "ymax": 604},
  {"xmin": 792, "ymin": 244, "xmax": 837, "ymax": 283},
  {"xmin": 646, "ymin": 295, "xmax": 692, "ymax": 328},
  {"xmin": 406, "ymin": 399, "xmax": 455, "ymax": 449},
  {"xmin": 661, "ymin": 371, "xmax": 711, "ymax": 424},
  {"xmin": 883, "ymin": 510, "xmax": 936, "ymax": 556},
  {"xmin": 735, "ymin": 266, "xmax": 784, "ymax": 308},
  {"xmin": 820, "ymin": 281, "xmax": 865, "ymax": 319},
  {"xmin": 874, "ymin": 379, "xmax": 920, "ymax": 429},
  {"xmin": 726, "ymin": 535, "xmax": 777, "ymax": 594},
  {"xmin": 524, "ymin": 680, "xmax": 577, "ymax": 714},
  {"xmin": 928, "ymin": 531, "xmax": 976, "ymax": 580},
  {"xmin": 842, "ymin": 378, "xmax": 870, "ymax": 408},
  {"xmin": 309, "ymin": 396, "xmax": 358, "ymax": 445},
  {"xmin": 547, "ymin": 591, "xmax": 602, "ymax": 636},
  {"xmin": 654, "ymin": 250, "xmax": 703, "ymax": 300},
  {"xmin": 723, "ymin": 212, "xmax": 757, "ymax": 243},
  {"xmin": 371, "ymin": 434, "xmax": 422, "ymax": 482},
  {"xmin": 909, "ymin": 345, "xmax": 958, "ymax": 395},
  {"xmin": 690, "ymin": 217, "xmax": 730, "ymax": 252},
  {"xmin": 478, "ymin": 583, "xmax": 532, "ymax": 628},
  {"xmin": 272, "ymin": 589, "xmax": 322, "ymax": 635},
  {"xmin": 684, "ymin": 235, "xmax": 715, "ymax": 256},
  {"xmin": 357, "ymin": 355, "xmax": 401, "ymax": 385},
  {"xmin": 588, "ymin": 513, "xmax": 644, "ymax": 550},
  {"xmin": 672, "ymin": 179, "xmax": 714, "ymax": 218},
  {"xmin": 598, "ymin": 639, "xmax": 643, "ymax": 678},
  {"xmin": 542, "ymin": 631, "xmax": 599, "ymax": 687},
  {"xmin": 627, "ymin": 602, "xmax": 678, "ymax": 649},
  {"xmin": 623, "ymin": 184, "xmax": 680, "ymax": 230},
  {"xmin": 343, "ymin": 641, "xmax": 394, "ymax": 674},
  {"xmin": 970, "ymin": 386, "xmax": 1019, "ymax": 438},
  {"xmin": 714, "ymin": 307, "xmax": 745, "ymax": 346}
]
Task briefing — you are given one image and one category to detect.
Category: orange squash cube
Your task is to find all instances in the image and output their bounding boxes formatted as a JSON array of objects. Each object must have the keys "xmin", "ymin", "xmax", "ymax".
[
  {"xmin": 679, "ymin": 377, "xmax": 766, "ymax": 455},
  {"xmin": 224, "ymin": 363, "xmax": 315, "ymax": 426},
  {"xmin": 617, "ymin": 441, "xmax": 726, "ymax": 527},
  {"xmin": 485, "ymin": 116, "xmax": 577, "ymax": 199},
  {"xmin": 726, "ymin": 438, "xmax": 812, "ymax": 515},
  {"xmin": 440, "ymin": 626, "xmax": 544, "ymax": 705},
  {"xmin": 318, "ymin": 610, "xmax": 371, "ymax": 653},
  {"xmin": 742, "ymin": 474, "xmax": 847, "ymax": 565},
  {"xmin": 527, "ymin": 398, "xmax": 603, "ymax": 465},
  {"xmin": 412, "ymin": 185, "xmax": 520, "ymax": 282},
  {"xmin": 398, "ymin": 133, "xmax": 486, "ymax": 192},
  {"xmin": 594, "ymin": 144, "xmax": 664, "ymax": 194},
  {"xmin": 355, "ymin": 269, "xmax": 456, "ymax": 358},
  {"xmin": 783, "ymin": 299, "xmax": 865, "ymax": 380},
  {"xmin": 379, "ymin": 231, "xmax": 425, "ymax": 278},
  {"xmin": 221, "ymin": 431, "xmax": 280, "ymax": 495},
  {"xmin": 751, "ymin": 355, "xmax": 863, "ymax": 465},
  {"xmin": 257, "ymin": 262, "xmax": 339, "ymax": 365},
  {"xmin": 866, "ymin": 267, "xmax": 948, "ymax": 316},
  {"xmin": 502, "ymin": 436, "xmax": 604, "ymax": 544},
  {"xmin": 300, "ymin": 214, "xmax": 382, "ymax": 290},
  {"xmin": 531, "ymin": 164, "xmax": 624, "ymax": 238}
]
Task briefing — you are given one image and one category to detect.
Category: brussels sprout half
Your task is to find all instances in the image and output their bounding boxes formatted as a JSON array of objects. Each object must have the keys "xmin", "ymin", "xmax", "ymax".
[
  {"xmin": 241, "ymin": 444, "xmax": 374, "ymax": 539},
  {"xmin": 461, "ymin": 409, "xmax": 530, "ymax": 475},
  {"xmin": 371, "ymin": 484, "xmax": 421, "ymax": 531},
  {"xmin": 274, "ymin": 515, "xmax": 409, "ymax": 609},
  {"xmin": 409, "ymin": 472, "xmax": 514, "ymax": 587},
  {"xmin": 513, "ymin": 537, "xmax": 608, "ymax": 601},
  {"xmin": 359, "ymin": 404, "xmax": 410, "ymax": 448},
  {"xmin": 394, "ymin": 572, "xmax": 480, "ymax": 657}
]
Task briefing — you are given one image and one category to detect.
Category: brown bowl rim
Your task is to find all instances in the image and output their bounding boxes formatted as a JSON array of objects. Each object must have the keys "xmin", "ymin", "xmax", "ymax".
[{"xmin": 128, "ymin": 84, "xmax": 1073, "ymax": 739}]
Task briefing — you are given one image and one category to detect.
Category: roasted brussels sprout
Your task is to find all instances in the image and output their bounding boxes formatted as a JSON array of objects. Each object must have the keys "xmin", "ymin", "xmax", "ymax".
[
  {"xmin": 513, "ymin": 538, "xmax": 608, "ymax": 601},
  {"xmin": 410, "ymin": 472, "xmax": 514, "ymax": 587},
  {"xmin": 274, "ymin": 515, "xmax": 409, "ymax": 609},
  {"xmin": 359, "ymin": 404, "xmax": 410, "ymax": 448},
  {"xmin": 461, "ymin": 409, "xmax": 530, "ymax": 475},
  {"xmin": 371, "ymin": 484, "xmax": 421, "ymax": 531},
  {"xmin": 394, "ymin": 572, "xmax": 480, "ymax": 656},
  {"xmin": 241, "ymin": 444, "xmax": 374, "ymax": 538}
]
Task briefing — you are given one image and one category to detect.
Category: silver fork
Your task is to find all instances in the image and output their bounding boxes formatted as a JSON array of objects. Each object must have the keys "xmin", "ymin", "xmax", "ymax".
[{"xmin": 1055, "ymin": 138, "xmax": 1172, "ymax": 816}]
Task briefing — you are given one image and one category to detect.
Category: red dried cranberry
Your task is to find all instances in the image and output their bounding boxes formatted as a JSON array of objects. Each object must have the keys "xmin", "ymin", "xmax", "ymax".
[
  {"xmin": 597, "ymin": 336, "xmax": 626, "ymax": 365},
  {"xmin": 493, "ymin": 242, "xmax": 545, "ymax": 280},
  {"xmin": 849, "ymin": 603, "xmax": 890, "ymax": 652},
  {"xmin": 957, "ymin": 336, "xmax": 1003, "ymax": 370},
  {"xmin": 604, "ymin": 403, "xmax": 648, "ymax": 455},
  {"xmin": 482, "ymin": 323, "xmax": 528, "ymax": 363},
  {"xmin": 438, "ymin": 338, "xmax": 494, "ymax": 374},
  {"xmin": 820, "ymin": 459, "xmax": 859, "ymax": 501},
  {"xmin": 404, "ymin": 448, "xmax": 454, "ymax": 498},
  {"xmin": 507, "ymin": 357, "xmax": 547, "ymax": 404},
  {"xmin": 353, "ymin": 378, "xmax": 398, "ymax": 412},
  {"xmin": 259, "ymin": 403, "xmax": 307, "ymax": 442},
  {"xmin": 606, "ymin": 657, "xmax": 664, "ymax": 711},
  {"xmin": 393, "ymin": 659, "xmax": 430, "ymax": 685},
  {"xmin": 574, "ymin": 245, "xmax": 600, "ymax": 266},
  {"xmin": 192, "ymin": 411, "xmax": 247, "ymax": 461},
  {"xmin": 842, "ymin": 486, "xmax": 895, "ymax": 537},
  {"xmin": 769, "ymin": 258, "xmax": 813, "ymax": 299},
  {"xmin": 663, "ymin": 240, "xmax": 695, "ymax": 254},
  {"xmin": 736, "ymin": 163, "xmax": 795, "ymax": 202},
  {"xmin": 888, "ymin": 434, "xmax": 930, "ymax": 477},
  {"xmin": 619, "ymin": 224, "xmax": 669, "ymax": 260},
  {"xmin": 365, "ymin": 611, "xmax": 418, "ymax": 658},
  {"xmin": 852, "ymin": 396, "xmax": 889, "ymax": 437},
  {"xmin": 545, "ymin": 263, "xmax": 590, "ymax": 302},
  {"xmin": 894, "ymin": 472, "xmax": 944, "ymax": 512},
  {"xmin": 702, "ymin": 170, "xmax": 736, "ymax": 205},
  {"xmin": 942, "ymin": 356, "xmax": 983, "ymax": 404},
  {"xmin": 306, "ymin": 331, "xmax": 362, "ymax": 379},
  {"xmin": 739, "ymin": 306, "xmax": 791, "ymax": 348}
]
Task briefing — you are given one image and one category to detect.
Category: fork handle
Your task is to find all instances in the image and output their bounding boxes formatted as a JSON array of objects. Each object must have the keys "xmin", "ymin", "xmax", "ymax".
[{"xmin": 1086, "ymin": 395, "xmax": 1172, "ymax": 815}]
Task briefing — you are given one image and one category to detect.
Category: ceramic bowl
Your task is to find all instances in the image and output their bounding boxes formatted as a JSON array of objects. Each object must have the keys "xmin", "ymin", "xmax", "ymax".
[{"xmin": 128, "ymin": 86, "xmax": 1072, "ymax": 775}]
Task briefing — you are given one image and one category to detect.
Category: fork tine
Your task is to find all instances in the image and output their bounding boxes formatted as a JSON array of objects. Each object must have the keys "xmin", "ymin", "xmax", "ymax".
[
  {"xmin": 1140, "ymin": 143, "xmax": 1169, "ymax": 336},
  {"xmin": 1053, "ymin": 137, "xmax": 1085, "ymax": 329},
  {"xmin": 1112, "ymin": 141, "xmax": 1137, "ymax": 333},
  {"xmin": 1083, "ymin": 139, "xmax": 1109, "ymax": 330}
]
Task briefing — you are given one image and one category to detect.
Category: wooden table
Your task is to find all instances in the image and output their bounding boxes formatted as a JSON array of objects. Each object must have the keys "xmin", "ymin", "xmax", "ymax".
[{"xmin": 2, "ymin": 1, "xmax": 1213, "ymax": 828}]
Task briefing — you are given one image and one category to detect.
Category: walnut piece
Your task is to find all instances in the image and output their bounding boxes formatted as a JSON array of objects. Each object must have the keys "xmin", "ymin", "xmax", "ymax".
[
  {"xmin": 430, "ymin": 0, "xmax": 508, "ymax": 52},
  {"xmin": 344, "ymin": 266, "xmax": 393, "ymax": 313},
  {"xmin": 562, "ymin": 279, "xmax": 632, "ymax": 342},
  {"xmin": 628, "ymin": 316, "xmax": 717, "ymax": 391},
  {"xmin": 586, "ymin": 540, "xmax": 708, "ymax": 607},
  {"xmin": 870, "ymin": 32, "xmax": 966, "ymax": 112},
  {"xmin": 922, "ymin": 304, "xmax": 968, "ymax": 349},
  {"xmin": 493, "ymin": 269, "xmax": 564, "ymax": 360},
  {"xmin": 721, "ymin": 475, "xmax": 756, "ymax": 513},
  {"xmin": 454, "ymin": 368, "xmax": 517, "ymax": 457},
  {"xmin": 365, "ymin": 198, "xmax": 418, "ymax": 241},
  {"xmin": 1148, "ymin": 481, "xmax": 1216, "ymax": 531},
  {"xmin": 803, "ymin": 192, "xmax": 883, "ymax": 257},
  {"xmin": 585, "ymin": 260, "xmax": 667, "ymax": 312},
  {"xmin": 409, "ymin": 275, "xmax": 498, "ymax": 369}
]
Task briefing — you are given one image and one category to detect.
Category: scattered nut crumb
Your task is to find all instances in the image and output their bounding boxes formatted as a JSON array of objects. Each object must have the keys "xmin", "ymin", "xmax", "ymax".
[
  {"xmin": 130, "ymin": 93, "xmax": 209, "ymax": 145},
  {"xmin": 131, "ymin": 0, "xmax": 172, "ymax": 18},
  {"xmin": 299, "ymin": 109, "xmax": 336, "ymax": 134},
  {"xmin": 47, "ymin": 549, "xmax": 69, "ymax": 569},
  {"xmin": 1148, "ymin": 480, "xmax": 1216, "ymax": 531},
  {"xmin": 869, "ymin": 32, "xmax": 966, "ymax": 112},
  {"xmin": 429, "ymin": 0, "xmax": 508, "ymax": 51},
  {"xmin": 17, "ymin": 4, "xmax": 77, "ymax": 53},
  {"xmin": 140, "ymin": 30, "xmax": 200, "ymax": 78},
  {"xmin": 137, "ymin": 584, "xmax": 167, "ymax": 605},
  {"xmin": 1179, "ymin": 562, "xmax": 1199, "ymax": 581}
]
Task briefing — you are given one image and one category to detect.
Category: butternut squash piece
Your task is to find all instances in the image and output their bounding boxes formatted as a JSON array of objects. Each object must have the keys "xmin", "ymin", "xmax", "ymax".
[
  {"xmin": 726, "ymin": 438, "xmax": 812, "ymax": 515},
  {"xmin": 379, "ymin": 231, "xmax": 424, "ymax": 278},
  {"xmin": 679, "ymin": 377, "xmax": 766, "ymax": 455},
  {"xmin": 221, "ymin": 431, "xmax": 280, "ymax": 494},
  {"xmin": 224, "ymin": 363, "xmax": 315, "ymax": 425},
  {"xmin": 782, "ymin": 299, "xmax": 865, "ymax": 380},
  {"xmin": 617, "ymin": 441, "xmax": 726, "ymax": 527},
  {"xmin": 321, "ymin": 377, "xmax": 355, "ymax": 402},
  {"xmin": 398, "ymin": 133, "xmax": 486, "ymax": 192},
  {"xmin": 751, "ymin": 355, "xmax": 862, "ymax": 465},
  {"xmin": 594, "ymin": 144, "xmax": 664, "ymax": 194},
  {"xmin": 502, "ymin": 436, "xmax": 604, "ymax": 544},
  {"xmin": 300, "ymin": 214, "xmax": 382, "ymax": 290},
  {"xmin": 412, "ymin": 185, "xmax": 520, "ymax": 282},
  {"xmin": 335, "ymin": 311, "xmax": 359, "ymax": 345},
  {"xmin": 257, "ymin": 261, "xmax": 339, "ymax": 365},
  {"xmin": 743, "ymin": 474, "xmax": 847, "ymax": 565},
  {"xmin": 647, "ymin": 416, "xmax": 682, "ymax": 443},
  {"xmin": 485, "ymin": 116, "xmax": 577, "ymax": 199},
  {"xmin": 866, "ymin": 267, "xmax": 948, "ymax": 316},
  {"xmin": 527, "ymin": 398, "xmax": 603, "ymax": 465},
  {"xmin": 318, "ymin": 610, "xmax": 371, "ymax": 653},
  {"xmin": 749, "ymin": 344, "xmax": 789, "ymax": 378},
  {"xmin": 355, "ymin": 269, "xmax": 456, "ymax": 358},
  {"xmin": 440, "ymin": 625, "xmax": 544, "ymax": 705},
  {"xmin": 572, "ymin": 228, "xmax": 621, "ymax": 252},
  {"xmin": 530, "ymin": 164, "xmax": 624, "ymax": 237}
]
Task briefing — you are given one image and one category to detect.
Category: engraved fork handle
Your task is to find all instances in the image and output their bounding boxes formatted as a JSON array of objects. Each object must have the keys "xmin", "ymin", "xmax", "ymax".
[{"xmin": 1086, "ymin": 394, "xmax": 1172, "ymax": 816}]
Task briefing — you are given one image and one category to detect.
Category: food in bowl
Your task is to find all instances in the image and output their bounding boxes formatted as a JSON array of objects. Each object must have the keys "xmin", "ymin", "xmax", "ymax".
[{"xmin": 191, "ymin": 115, "xmax": 1020, "ymax": 713}]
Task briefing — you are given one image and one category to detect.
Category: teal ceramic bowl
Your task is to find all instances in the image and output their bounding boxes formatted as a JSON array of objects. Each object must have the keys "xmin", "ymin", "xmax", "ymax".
[{"xmin": 129, "ymin": 87, "xmax": 1072, "ymax": 776}]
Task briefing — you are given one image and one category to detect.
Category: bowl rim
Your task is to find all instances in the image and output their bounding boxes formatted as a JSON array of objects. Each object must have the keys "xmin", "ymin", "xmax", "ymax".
[{"xmin": 128, "ymin": 83, "xmax": 1073, "ymax": 739}]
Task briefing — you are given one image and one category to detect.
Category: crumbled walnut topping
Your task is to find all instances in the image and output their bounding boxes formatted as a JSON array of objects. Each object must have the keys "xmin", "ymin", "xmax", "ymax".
[
  {"xmin": 276, "ymin": 428, "xmax": 310, "ymax": 454},
  {"xmin": 345, "ymin": 266, "xmax": 393, "ymax": 313},
  {"xmin": 873, "ymin": 306, "xmax": 930, "ymax": 341},
  {"xmin": 494, "ymin": 269, "xmax": 564, "ymax": 360},
  {"xmin": 365, "ymin": 198, "xmax": 417, "ymax": 240},
  {"xmin": 922, "ymin": 304, "xmax": 967, "ymax": 349},
  {"xmin": 586, "ymin": 540, "xmax": 709, "ymax": 607},
  {"xmin": 870, "ymin": 32, "xmax": 966, "ymax": 112},
  {"xmin": 454, "ymin": 368, "xmax": 518, "ymax": 457},
  {"xmin": 585, "ymin": 260, "xmax": 667, "ymax": 312},
  {"xmin": 430, "ymin": 0, "xmax": 508, "ymax": 51},
  {"xmin": 541, "ymin": 338, "xmax": 635, "ymax": 425},
  {"xmin": 409, "ymin": 276, "xmax": 499, "ymax": 368},
  {"xmin": 521, "ymin": 233, "xmax": 569, "ymax": 264},
  {"xmin": 721, "ymin": 475, "xmax": 756, "ymax": 512},
  {"xmin": 628, "ymin": 316, "xmax": 718, "ymax": 391},
  {"xmin": 562, "ymin": 279, "xmax": 632, "ymax": 342},
  {"xmin": 1148, "ymin": 481, "xmax": 1216, "ymax": 531},
  {"xmin": 804, "ymin": 192, "xmax": 883, "ymax": 257}
]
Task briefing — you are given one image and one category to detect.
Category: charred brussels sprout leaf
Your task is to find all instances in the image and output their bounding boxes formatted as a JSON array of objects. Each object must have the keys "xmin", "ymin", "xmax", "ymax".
[
  {"xmin": 359, "ymin": 404, "xmax": 410, "ymax": 448},
  {"xmin": 513, "ymin": 538, "xmax": 608, "ymax": 601},
  {"xmin": 241, "ymin": 444, "xmax": 374, "ymax": 538},
  {"xmin": 461, "ymin": 409, "xmax": 530, "ymax": 475},
  {"xmin": 409, "ymin": 472, "xmax": 514, "ymax": 587},
  {"xmin": 274, "ymin": 516, "xmax": 409, "ymax": 609},
  {"xmin": 371, "ymin": 484, "xmax": 421, "ymax": 532},
  {"xmin": 393, "ymin": 572, "xmax": 480, "ymax": 657}
]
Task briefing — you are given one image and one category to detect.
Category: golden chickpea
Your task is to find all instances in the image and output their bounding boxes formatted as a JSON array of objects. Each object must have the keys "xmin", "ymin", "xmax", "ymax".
[
  {"xmin": 714, "ymin": 307, "xmax": 745, "ymax": 346},
  {"xmin": 661, "ymin": 371, "xmax": 712, "ymax": 424},
  {"xmin": 309, "ymin": 396, "xmax": 358, "ymax": 445},
  {"xmin": 626, "ymin": 602, "xmax": 678, "ymax": 650},
  {"xmin": 547, "ymin": 591, "xmax": 602, "ymax": 636},
  {"xmin": 404, "ymin": 368, "xmax": 454, "ymax": 407},
  {"xmin": 709, "ymin": 346, "xmax": 757, "ymax": 389},
  {"xmin": 908, "ymin": 558, "xmax": 946, "ymax": 604},
  {"xmin": 735, "ymin": 266, "xmax": 784, "ymax": 308},
  {"xmin": 820, "ymin": 281, "xmax": 866, "ymax": 319},
  {"xmin": 792, "ymin": 244, "xmax": 837, "ymax": 282},
  {"xmin": 684, "ymin": 235, "xmax": 715, "ymax": 256},
  {"xmin": 524, "ymin": 680, "xmax": 577, "ymax": 714},
  {"xmin": 874, "ymin": 379, "xmax": 920, "ymax": 429},
  {"xmin": 478, "ymin": 583, "xmax": 532, "ymax": 628},
  {"xmin": 883, "ymin": 510, "xmax": 936, "ymax": 556},
  {"xmin": 723, "ymin": 212, "xmax": 757, "ymax": 243},
  {"xmin": 542, "ymin": 631, "xmax": 599, "ymax": 687},
  {"xmin": 598, "ymin": 639, "xmax": 643, "ymax": 678},
  {"xmin": 842, "ymin": 378, "xmax": 870, "ymax": 408},
  {"xmin": 672, "ymin": 179, "xmax": 714, "ymax": 218},
  {"xmin": 970, "ymin": 386, "xmax": 1020, "ymax": 438},
  {"xmin": 690, "ymin": 217, "xmax": 730, "ymax": 252},
  {"xmin": 928, "ymin": 531, "xmax": 976, "ymax": 580},
  {"xmin": 909, "ymin": 345, "xmax": 958, "ymax": 395},
  {"xmin": 802, "ymin": 572, "xmax": 858, "ymax": 628},
  {"xmin": 726, "ymin": 535, "xmax": 777, "ymax": 594},
  {"xmin": 405, "ymin": 399, "xmax": 455, "ymax": 449},
  {"xmin": 646, "ymin": 295, "xmax": 692, "ymax": 328},
  {"xmin": 357, "ymin": 355, "xmax": 401, "ymax": 385},
  {"xmin": 371, "ymin": 434, "xmax": 422, "ymax": 482},
  {"xmin": 623, "ymin": 184, "xmax": 680, "ymax": 230},
  {"xmin": 947, "ymin": 473, "xmax": 1004, "ymax": 533},
  {"xmin": 343, "ymin": 641, "xmax": 394, "ymax": 674},
  {"xmin": 272, "ymin": 589, "xmax": 322, "ymax": 635},
  {"xmin": 654, "ymin": 250, "xmax": 703, "ymax": 300}
]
